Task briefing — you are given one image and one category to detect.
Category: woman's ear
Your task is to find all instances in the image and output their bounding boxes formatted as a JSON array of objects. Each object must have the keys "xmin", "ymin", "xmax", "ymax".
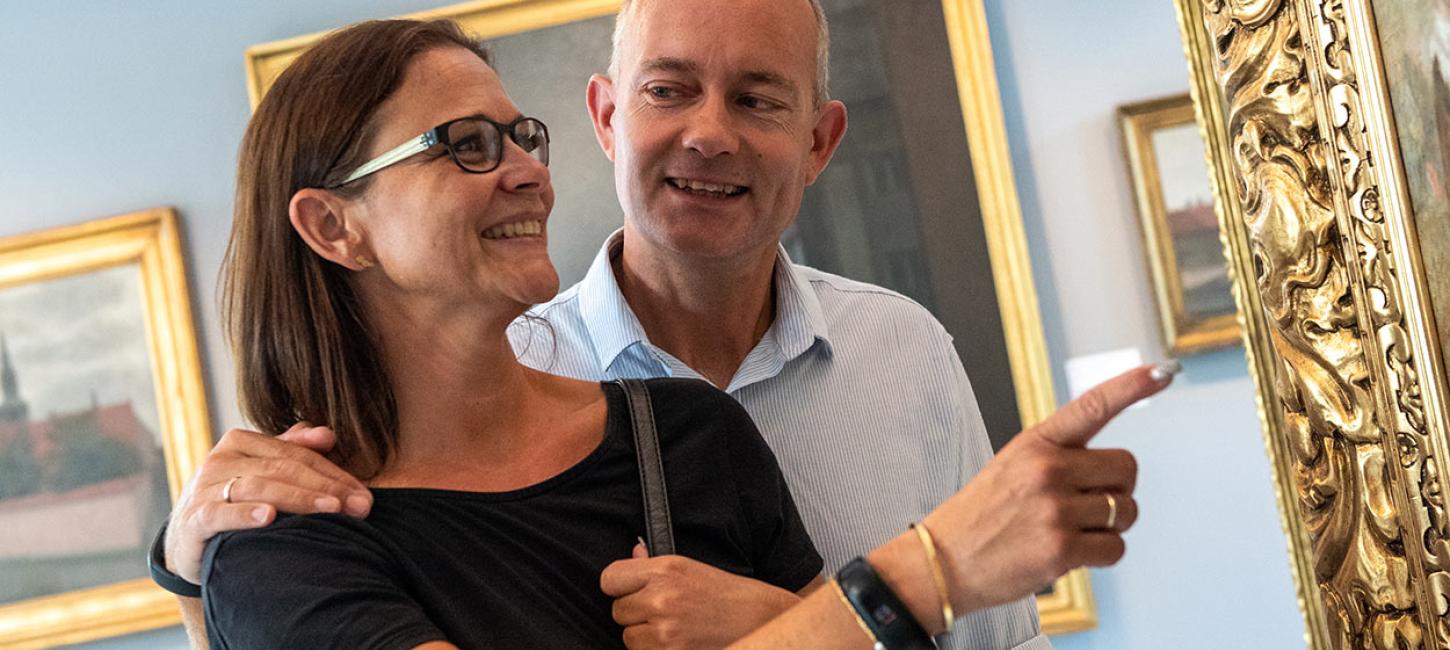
[{"xmin": 289, "ymin": 188, "xmax": 373, "ymax": 271}]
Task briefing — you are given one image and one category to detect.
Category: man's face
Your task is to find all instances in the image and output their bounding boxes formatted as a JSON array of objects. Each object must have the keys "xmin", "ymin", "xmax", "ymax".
[{"xmin": 588, "ymin": 0, "xmax": 846, "ymax": 264}]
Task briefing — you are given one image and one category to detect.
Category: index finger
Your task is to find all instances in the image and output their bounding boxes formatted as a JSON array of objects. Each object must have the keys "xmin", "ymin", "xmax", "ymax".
[
  {"xmin": 599, "ymin": 557, "xmax": 655, "ymax": 598},
  {"xmin": 1034, "ymin": 361, "xmax": 1179, "ymax": 448}
]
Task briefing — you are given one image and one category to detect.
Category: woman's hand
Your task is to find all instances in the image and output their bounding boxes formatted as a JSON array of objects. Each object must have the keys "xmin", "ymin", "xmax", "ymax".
[
  {"xmin": 730, "ymin": 364, "xmax": 1175, "ymax": 648},
  {"xmin": 919, "ymin": 363, "xmax": 1168, "ymax": 614},
  {"xmin": 164, "ymin": 422, "xmax": 372, "ymax": 583},
  {"xmin": 601, "ymin": 544, "xmax": 801, "ymax": 649}
]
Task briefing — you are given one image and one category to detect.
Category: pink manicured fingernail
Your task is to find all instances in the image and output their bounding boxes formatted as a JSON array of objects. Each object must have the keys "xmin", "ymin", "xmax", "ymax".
[
  {"xmin": 315, "ymin": 496, "xmax": 341, "ymax": 512},
  {"xmin": 251, "ymin": 507, "xmax": 270, "ymax": 523}
]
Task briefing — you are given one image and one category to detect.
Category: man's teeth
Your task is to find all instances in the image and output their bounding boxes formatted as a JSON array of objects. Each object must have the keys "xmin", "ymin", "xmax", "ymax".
[
  {"xmin": 668, "ymin": 178, "xmax": 745, "ymax": 196},
  {"xmin": 481, "ymin": 220, "xmax": 544, "ymax": 240}
]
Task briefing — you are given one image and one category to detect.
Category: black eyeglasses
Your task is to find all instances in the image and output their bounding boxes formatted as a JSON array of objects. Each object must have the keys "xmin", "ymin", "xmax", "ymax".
[{"xmin": 333, "ymin": 115, "xmax": 549, "ymax": 186}]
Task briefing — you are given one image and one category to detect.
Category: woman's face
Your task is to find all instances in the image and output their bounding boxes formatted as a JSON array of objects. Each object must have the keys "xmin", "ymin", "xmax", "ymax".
[{"xmin": 346, "ymin": 46, "xmax": 558, "ymax": 315}]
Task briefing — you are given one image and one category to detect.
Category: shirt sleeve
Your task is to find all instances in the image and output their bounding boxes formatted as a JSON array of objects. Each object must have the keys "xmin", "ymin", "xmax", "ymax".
[
  {"xmin": 937, "ymin": 327, "xmax": 996, "ymax": 489},
  {"xmin": 202, "ymin": 513, "xmax": 446, "ymax": 650},
  {"xmin": 933, "ymin": 329, "xmax": 1048, "ymax": 648},
  {"xmin": 714, "ymin": 390, "xmax": 825, "ymax": 592}
]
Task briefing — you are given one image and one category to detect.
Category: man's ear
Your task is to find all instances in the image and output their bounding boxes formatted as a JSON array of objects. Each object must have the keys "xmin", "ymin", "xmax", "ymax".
[
  {"xmin": 804, "ymin": 99, "xmax": 848, "ymax": 186},
  {"xmin": 288, "ymin": 189, "xmax": 372, "ymax": 271},
  {"xmin": 586, "ymin": 74, "xmax": 619, "ymax": 162}
]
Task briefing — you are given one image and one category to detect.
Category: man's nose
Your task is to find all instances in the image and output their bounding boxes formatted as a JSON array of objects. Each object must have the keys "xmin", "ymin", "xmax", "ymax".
[{"xmin": 680, "ymin": 96, "xmax": 739, "ymax": 159}]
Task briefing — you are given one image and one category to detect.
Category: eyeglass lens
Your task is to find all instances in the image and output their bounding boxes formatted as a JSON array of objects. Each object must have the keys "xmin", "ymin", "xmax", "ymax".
[{"xmin": 444, "ymin": 117, "xmax": 549, "ymax": 172}]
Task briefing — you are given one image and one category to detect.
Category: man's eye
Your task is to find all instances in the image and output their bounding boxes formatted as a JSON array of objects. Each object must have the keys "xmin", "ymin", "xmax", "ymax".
[
  {"xmin": 738, "ymin": 96, "xmax": 776, "ymax": 110},
  {"xmin": 646, "ymin": 86, "xmax": 678, "ymax": 99}
]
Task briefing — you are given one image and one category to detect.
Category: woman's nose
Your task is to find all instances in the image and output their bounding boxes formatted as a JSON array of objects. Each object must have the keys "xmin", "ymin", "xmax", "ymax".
[{"xmin": 495, "ymin": 140, "xmax": 550, "ymax": 194}]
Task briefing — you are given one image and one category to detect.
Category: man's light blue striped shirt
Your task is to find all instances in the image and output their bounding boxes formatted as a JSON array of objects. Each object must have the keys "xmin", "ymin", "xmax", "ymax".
[{"xmin": 510, "ymin": 231, "xmax": 1050, "ymax": 649}]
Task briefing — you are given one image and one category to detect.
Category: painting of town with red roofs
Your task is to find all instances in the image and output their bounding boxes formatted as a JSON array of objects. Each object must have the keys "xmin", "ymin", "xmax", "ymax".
[
  {"xmin": 1151, "ymin": 122, "xmax": 1236, "ymax": 323},
  {"xmin": 0, "ymin": 264, "xmax": 169, "ymax": 606}
]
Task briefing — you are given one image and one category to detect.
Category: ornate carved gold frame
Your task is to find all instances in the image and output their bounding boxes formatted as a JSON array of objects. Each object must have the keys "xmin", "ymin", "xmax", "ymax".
[
  {"xmin": 0, "ymin": 208, "xmax": 213, "ymax": 649},
  {"xmin": 1176, "ymin": 0, "xmax": 1449, "ymax": 646},
  {"xmin": 246, "ymin": 0, "xmax": 1094, "ymax": 633}
]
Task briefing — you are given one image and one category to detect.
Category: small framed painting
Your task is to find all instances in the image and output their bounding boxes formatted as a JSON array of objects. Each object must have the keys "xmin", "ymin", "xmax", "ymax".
[{"xmin": 1119, "ymin": 94, "xmax": 1240, "ymax": 355}]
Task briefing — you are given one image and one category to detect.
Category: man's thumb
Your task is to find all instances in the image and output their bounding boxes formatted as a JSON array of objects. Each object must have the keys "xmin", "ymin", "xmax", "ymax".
[{"xmin": 1034, "ymin": 361, "xmax": 1179, "ymax": 448}]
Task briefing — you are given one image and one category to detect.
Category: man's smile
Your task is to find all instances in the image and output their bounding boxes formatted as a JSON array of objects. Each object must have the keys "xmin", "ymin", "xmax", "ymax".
[{"xmin": 666, "ymin": 177, "xmax": 750, "ymax": 198}]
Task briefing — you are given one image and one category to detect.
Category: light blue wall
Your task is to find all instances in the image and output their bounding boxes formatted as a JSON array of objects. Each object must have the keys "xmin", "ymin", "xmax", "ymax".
[
  {"xmin": 982, "ymin": 1, "xmax": 1306, "ymax": 648},
  {"xmin": 0, "ymin": 1, "xmax": 1306, "ymax": 648}
]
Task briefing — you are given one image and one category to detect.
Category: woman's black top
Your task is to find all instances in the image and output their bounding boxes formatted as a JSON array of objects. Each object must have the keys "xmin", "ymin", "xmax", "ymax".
[{"xmin": 201, "ymin": 379, "xmax": 823, "ymax": 649}]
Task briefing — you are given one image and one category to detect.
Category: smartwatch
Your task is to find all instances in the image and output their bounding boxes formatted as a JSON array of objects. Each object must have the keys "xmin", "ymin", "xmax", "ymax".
[{"xmin": 836, "ymin": 556, "xmax": 936, "ymax": 650}]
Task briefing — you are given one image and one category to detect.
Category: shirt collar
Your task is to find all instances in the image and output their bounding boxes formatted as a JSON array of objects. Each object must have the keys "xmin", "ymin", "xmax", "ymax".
[
  {"xmin": 576, "ymin": 229, "xmax": 833, "ymax": 373},
  {"xmin": 769, "ymin": 244, "xmax": 833, "ymax": 361},
  {"xmin": 577, "ymin": 229, "xmax": 651, "ymax": 373}
]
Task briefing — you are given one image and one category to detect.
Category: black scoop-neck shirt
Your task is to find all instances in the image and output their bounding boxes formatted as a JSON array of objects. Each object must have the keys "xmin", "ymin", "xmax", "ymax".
[{"xmin": 202, "ymin": 379, "xmax": 822, "ymax": 649}]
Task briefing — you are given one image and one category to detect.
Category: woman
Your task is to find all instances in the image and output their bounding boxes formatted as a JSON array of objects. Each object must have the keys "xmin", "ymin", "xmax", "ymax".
[{"xmin": 203, "ymin": 19, "xmax": 821, "ymax": 648}]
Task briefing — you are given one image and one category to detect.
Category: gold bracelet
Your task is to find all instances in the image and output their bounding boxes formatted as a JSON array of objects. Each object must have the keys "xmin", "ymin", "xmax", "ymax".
[
  {"xmin": 829, "ymin": 578, "xmax": 881, "ymax": 646},
  {"xmin": 911, "ymin": 522, "xmax": 955, "ymax": 631}
]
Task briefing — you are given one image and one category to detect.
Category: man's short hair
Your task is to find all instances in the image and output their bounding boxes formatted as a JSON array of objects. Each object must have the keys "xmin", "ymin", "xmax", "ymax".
[{"xmin": 608, "ymin": 0, "xmax": 831, "ymax": 108}]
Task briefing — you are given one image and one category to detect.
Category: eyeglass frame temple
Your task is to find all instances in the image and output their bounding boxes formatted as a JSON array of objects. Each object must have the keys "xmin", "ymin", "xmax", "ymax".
[{"xmin": 334, "ymin": 131, "xmax": 440, "ymax": 187}]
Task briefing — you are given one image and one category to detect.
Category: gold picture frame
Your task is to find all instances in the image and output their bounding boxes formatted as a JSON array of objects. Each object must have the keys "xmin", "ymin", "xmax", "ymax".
[
  {"xmin": 245, "ymin": 0, "xmax": 1094, "ymax": 633},
  {"xmin": 1119, "ymin": 94, "xmax": 1239, "ymax": 356},
  {"xmin": 1176, "ymin": 0, "xmax": 1450, "ymax": 646},
  {"xmin": 0, "ymin": 208, "xmax": 212, "ymax": 649}
]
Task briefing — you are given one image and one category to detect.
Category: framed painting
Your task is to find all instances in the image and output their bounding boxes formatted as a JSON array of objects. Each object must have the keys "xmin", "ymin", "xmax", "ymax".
[
  {"xmin": 0, "ymin": 208, "xmax": 212, "ymax": 649},
  {"xmin": 1118, "ymin": 94, "xmax": 1239, "ymax": 355},
  {"xmin": 247, "ymin": 0, "xmax": 1095, "ymax": 633},
  {"xmin": 1176, "ymin": 0, "xmax": 1450, "ymax": 646}
]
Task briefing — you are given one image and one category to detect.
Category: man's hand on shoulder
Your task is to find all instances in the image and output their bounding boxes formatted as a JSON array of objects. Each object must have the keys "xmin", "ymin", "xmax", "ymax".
[
  {"xmin": 600, "ymin": 544, "xmax": 800, "ymax": 649},
  {"xmin": 164, "ymin": 422, "xmax": 372, "ymax": 583}
]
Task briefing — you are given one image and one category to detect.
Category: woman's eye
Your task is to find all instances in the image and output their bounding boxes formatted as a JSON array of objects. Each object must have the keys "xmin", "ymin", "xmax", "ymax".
[{"xmin": 453, "ymin": 135, "xmax": 483, "ymax": 152}]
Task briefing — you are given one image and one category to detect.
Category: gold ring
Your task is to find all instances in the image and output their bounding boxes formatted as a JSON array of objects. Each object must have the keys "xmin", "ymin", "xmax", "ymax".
[
  {"xmin": 222, "ymin": 476, "xmax": 242, "ymax": 504},
  {"xmin": 1105, "ymin": 493, "xmax": 1118, "ymax": 530}
]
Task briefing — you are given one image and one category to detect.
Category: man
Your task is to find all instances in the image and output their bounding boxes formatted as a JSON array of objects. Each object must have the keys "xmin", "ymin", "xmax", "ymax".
[{"xmin": 159, "ymin": 1, "xmax": 1155, "ymax": 647}]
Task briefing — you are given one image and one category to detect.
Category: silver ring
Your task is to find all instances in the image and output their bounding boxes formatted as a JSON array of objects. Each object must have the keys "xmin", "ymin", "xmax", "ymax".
[
  {"xmin": 222, "ymin": 476, "xmax": 242, "ymax": 504},
  {"xmin": 1105, "ymin": 493, "xmax": 1118, "ymax": 530}
]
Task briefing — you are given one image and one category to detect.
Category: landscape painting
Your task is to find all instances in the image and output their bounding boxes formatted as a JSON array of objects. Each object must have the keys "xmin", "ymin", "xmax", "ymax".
[
  {"xmin": 0, "ymin": 263, "xmax": 169, "ymax": 606},
  {"xmin": 1119, "ymin": 94, "xmax": 1239, "ymax": 354},
  {"xmin": 0, "ymin": 208, "xmax": 211, "ymax": 649}
]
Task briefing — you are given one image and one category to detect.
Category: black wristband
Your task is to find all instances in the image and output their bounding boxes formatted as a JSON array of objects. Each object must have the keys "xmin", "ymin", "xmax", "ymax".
[
  {"xmin": 836, "ymin": 557, "xmax": 936, "ymax": 650},
  {"xmin": 148, "ymin": 521, "xmax": 202, "ymax": 598}
]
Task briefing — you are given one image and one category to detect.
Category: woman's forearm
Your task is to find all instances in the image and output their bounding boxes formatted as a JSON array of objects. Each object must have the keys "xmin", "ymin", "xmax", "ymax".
[
  {"xmin": 729, "ymin": 531, "xmax": 949, "ymax": 648},
  {"xmin": 177, "ymin": 597, "xmax": 207, "ymax": 650}
]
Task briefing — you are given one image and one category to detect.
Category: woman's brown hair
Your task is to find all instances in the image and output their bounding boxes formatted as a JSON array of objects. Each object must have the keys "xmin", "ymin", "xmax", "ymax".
[{"xmin": 222, "ymin": 20, "xmax": 490, "ymax": 478}]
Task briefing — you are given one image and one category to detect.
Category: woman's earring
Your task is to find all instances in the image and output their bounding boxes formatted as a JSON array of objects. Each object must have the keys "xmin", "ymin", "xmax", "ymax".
[{"xmin": 355, "ymin": 256, "xmax": 374, "ymax": 269}]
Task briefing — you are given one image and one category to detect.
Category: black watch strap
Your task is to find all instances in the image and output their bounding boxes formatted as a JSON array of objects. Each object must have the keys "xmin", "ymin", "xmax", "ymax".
[
  {"xmin": 148, "ymin": 521, "xmax": 202, "ymax": 598},
  {"xmin": 836, "ymin": 557, "xmax": 936, "ymax": 650}
]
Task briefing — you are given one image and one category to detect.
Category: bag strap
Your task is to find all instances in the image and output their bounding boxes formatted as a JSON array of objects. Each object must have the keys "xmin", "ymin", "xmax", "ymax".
[{"xmin": 614, "ymin": 378, "xmax": 676, "ymax": 556}]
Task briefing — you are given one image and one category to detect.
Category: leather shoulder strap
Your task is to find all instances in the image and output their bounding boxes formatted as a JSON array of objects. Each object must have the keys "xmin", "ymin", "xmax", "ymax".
[{"xmin": 614, "ymin": 378, "xmax": 675, "ymax": 556}]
